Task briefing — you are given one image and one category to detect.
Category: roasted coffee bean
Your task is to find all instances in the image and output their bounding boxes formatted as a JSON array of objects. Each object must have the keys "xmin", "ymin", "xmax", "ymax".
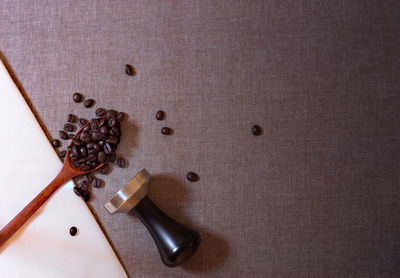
[
  {"xmin": 104, "ymin": 143, "xmax": 114, "ymax": 154},
  {"xmin": 125, "ymin": 64, "xmax": 135, "ymax": 76},
  {"xmin": 95, "ymin": 108, "xmax": 106, "ymax": 116},
  {"xmin": 108, "ymin": 117, "xmax": 117, "ymax": 127},
  {"xmin": 161, "ymin": 127, "xmax": 172, "ymax": 135},
  {"xmin": 67, "ymin": 114, "xmax": 76, "ymax": 123},
  {"xmin": 73, "ymin": 186, "xmax": 84, "ymax": 197},
  {"xmin": 106, "ymin": 110, "xmax": 118, "ymax": 119},
  {"xmin": 73, "ymin": 93, "xmax": 83, "ymax": 103},
  {"xmin": 99, "ymin": 125, "xmax": 108, "ymax": 134},
  {"xmin": 64, "ymin": 123, "xmax": 75, "ymax": 132},
  {"xmin": 52, "ymin": 139, "xmax": 61, "ymax": 148},
  {"xmin": 77, "ymin": 157, "xmax": 89, "ymax": 164},
  {"xmin": 82, "ymin": 190, "xmax": 90, "ymax": 202},
  {"xmin": 72, "ymin": 145, "xmax": 80, "ymax": 156},
  {"xmin": 106, "ymin": 136, "xmax": 119, "ymax": 145},
  {"xmin": 59, "ymin": 130, "xmax": 69, "ymax": 140},
  {"xmin": 156, "ymin": 110, "xmax": 165, "ymax": 121},
  {"xmin": 72, "ymin": 137, "xmax": 83, "ymax": 146},
  {"xmin": 98, "ymin": 117, "xmax": 107, "ymax": 127},
  {"xmin": 69, "ymin": 226, "xmax": 78, "ymax": 236},
  {"xmin": 92, "ymin": 131, "xmax": 107, "ymax": 142},
  {"xmin": 83, "ymin": 174, "xmax": 93, "ymax": 183},
  {"xmin": 79, "ymin": 163, "xmax": 91, "ymax": 172},
  {"xmin": 59, "ymin": 150, "xmax": 67, "ymax": 157},
  {"xmin": 80, "ymin": 132, "xmax": 91, "ymax": 143},
  {"xmin": 91, "ymin": 177, "xmax": 103, "ymax": 188},
  {"xmin": 98, "ymin": 164, "xmax": 110, "ymax": 175},
  {"xmin": 186, "ymin": 172, "xmax": 199, "ymax": 182},
  {"xmin": 109, "ymin": 126, "xmax": 120, "ymax": 136},
  {"xmin": 97, "ymin": 151, "xmax": 106, "ymax": 163},
  {"xmin": 84, "ymin": 99, "xmax": 94, "ymax": 108},
  {"xmin": 88, "ymin": 148, "xmax": 96, "ymax": 155},
  {"xmin": 110, "ymin": 153, "xmax": 116, "ymax": 163},
  {"xmin": 252, "ymin": 125, "xmax": 262, "ymax": 136},
  {"xmin": 78, "ymin": 118, "xmax": 88, "ymax": 127},
  {"xmin": 78, "ymin": 180, "xmax": 89, "ymax": 191},
  {"xmin": 86, "ymin": 142, "xmax": 94, "ymax": 149},
  {"xmin": 117, "ymin": 112, "xmax": 125, "ymax": 121},
  {"xmin": 87, "ymin": 154, "xmax": 97, "ymax": 162},
  {"xmin": 90, "ymin": 119, "xmax": 98, "ymax": 130},
  {"xmin": 117, "ymin": 157, "xmax": 126, "ymax": 168},
  {"xmin": 80, "ymin": 147, "xmax": 87, "ymax": 157},
  {"xmin": 93, "ymin": 143, "xmax": 101, "ymax": 153},
  {"xmin": 68, "ymin": 133, "xmax": 75, "ymax": 139}
]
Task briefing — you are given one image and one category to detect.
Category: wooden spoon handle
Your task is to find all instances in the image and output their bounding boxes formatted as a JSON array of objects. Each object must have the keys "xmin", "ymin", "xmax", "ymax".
[{"xmin": 0, "ymin": 173, "xmax": 68, "ymax": 247}]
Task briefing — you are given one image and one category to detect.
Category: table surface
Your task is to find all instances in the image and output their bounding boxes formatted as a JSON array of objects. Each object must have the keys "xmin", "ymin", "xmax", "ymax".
[{"xmin": 1, "ymin": 1, "xmax": 399, "ymax": 277}]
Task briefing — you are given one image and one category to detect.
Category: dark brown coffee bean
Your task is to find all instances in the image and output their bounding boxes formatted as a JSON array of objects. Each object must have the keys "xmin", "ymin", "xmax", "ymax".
[
  {"xmin": 84, "ymin": 99, "xmax": 95, "ymax": 108},
  {"xmin": 97, "ymin": 151, "xmax": 106, "ymax": 163},
  {"xmin": 95, "ymin": 108, "xmax": 106, "ymax": 116},
  {"xmin": 59, "ymin": 131, "xmax": 69, "ymax": 140},
  {"xmin": 77, "ymin": 157, "xmax": 89, "ymax": 164},
  {"xmin": 110, "ymin": 153, "xmax": 116, "ymax": 163},
  {"xmin": 106, "ymin": 136, "xmax": 119, "ymax": 145},
  {"xmin": 73, "ymin": 186, "xmax": 84, "ymax": 197},
  {"xmin": 186, "ymin": 172, "xmax": 199, "ymax": 182},
  {"xmin": 125, "ymin": 64, "xmax": 135, "ymax": 76},
  {"xmin": 98, "ymin": 164, "xmax": 110, "ymax": 175},
  {"xmin": 68, "ymin": 133, "xmax": 75, "ymax": 139},
  {"xmin": 73, "ymin": 93, "xmax": 83, "ymax": 103},
  {"xmin": 108, "ymin": 117, "xmax": 117, "ymax": 127},
  {"xmin": 106, "ymin": 110, "xmax": 118, "ymax": 119},
  {"xmin": 80, "ymin": 132, "xmax": 91, "ymax": 143},
  {"xmin": 67, "ymin": 114, "xmax": 76, "ymax": 123},
  {"xmin": 78, "ymin": 180, "xmax": 89, "ymax": 191},
  {"xmin": 99, "ymin": 126, "xmax": 108, "ymax": 134},
  {"xmin": 59, "ymin": 150, "xmax": 66, "ymax": 157},
  {"xmin": 93, "ymin": 143, "xmax": 102, "ymax": 153},
  {"xmin": 91, "ymin": 177, "xmax": 103, "ymax": 188},
  {"xmin": 52, "ymin": 139, "xmax": 61, "ymax": 148},
  {"xmin": 82, "ymin": 126, "xmax": 91, "ymax": 133},
  {"xmin": 91, "ymin": 131, "xmax": 107, "ymax": 142},
  {"xmin": 104, "ymin": 143, "xmax": 114, "ymax": 154},
  {"xmin": 98, "ymin": 117, "xmax": 107, "ymax": 127},
  {"xmin": 86, "ymin": 142, "xmax": 94, "ymax": 149},
  {"xmin": 161, "ymin": 127, "xmax": 172, "ymax": 135},
  {"xmin": 117, "ymin": 157, "xmax": 126, "ymax": 168},
  {"xmin": 87, "ymin": 154, "xmax": 97, "ymax": 162},
  {"xmin": 156, "ymin": 110, "xmax": 165, "ymax": 121},
  {"xmin": 79, "ymin": 163, "xmax": 91, "ymax": 172},
  {"xmin": 69, "ymin": 226, "xmax": 78, "ymax": 236},
  {"xmin": 78, "ymin": 118, "xmax": 88, "ymax": 127},
  {"xmin": 80, "ymin": 147, "xmax": 87, "ymax": 157},
  {"xmin": 84, "ymin": 174, "xmax": 93, "ymax": 183},
  {"xmin": 109, "ymin": 126, "xmax": 120, "ymax": 136},
  {"xmin": 64, "ymin": 123, "xmax": 75, "ymax": 132},
  {"xmin": 252, "ymin": 125, "xmax": 262, "ymax": 136},
  {"xmin": 71, "ymin": 144, "xmax": 80, "ymax": 156},
  {"xmin": 117, "ymin": 112, "xmax": 125, "ymax": 121},
  {"xmin": 90, "ymin": 119, "xmax": 98, "ymax": 130}
]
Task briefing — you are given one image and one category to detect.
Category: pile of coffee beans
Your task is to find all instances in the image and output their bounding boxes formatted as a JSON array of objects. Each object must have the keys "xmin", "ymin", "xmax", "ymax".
[{"xmin": 51, "ymin": 92, "xmax": 128, "ymax": 202}]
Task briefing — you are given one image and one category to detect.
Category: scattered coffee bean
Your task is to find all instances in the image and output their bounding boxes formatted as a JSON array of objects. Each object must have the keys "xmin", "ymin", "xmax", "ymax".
[
  {"xmin": 161, "ymin": 127, "xmax": 172, "ymax": 135},
  {"xmin": 95, "ymin": 108, "xmax": 106, "ymax": 116},
  {"xmin": 78, "ymin": 118, "xmax": 88, "ymax": 127},
  {"xmin": 52, "ymin": 139, "xmax": 61, "ymax": 148},
  {"xmin": 67, "ymin": 114, "xmax": 76, "ymax": 123},
  {"xmin": 156, "ymin": 110, "xmax": 165, "ymax": 121},
  {"xmin": 125, "ymin": 64, "xmax": 135, "ymax": 76},
  {"xmin": 73, "ymin": 186, "xmax": 84, "ymax": 197},
  {"xmin": 59, "ymin": 130, "xmax": 69, "ymax": 140},
  {"xmin": 98, "ymin": 164, "xmax": 109, "ymax": 174},
  {"xmin": 91, "ymin": 177, "xmax": 103, "ymax": 188},
  {"xmin": 117, "ymin": 112, "xmax": 125, "ymax": 121},
  {"xmin": 64, "ymin": 123, "xmax": 75, "ymax": 132},
  {"xmin": 84, "ymin": 99, "xmax": 95, "ymax": 108},
  {"xmin": 59, "ymin": 150, "xmax": 67, "ymax": 157},
  {"xmin": 252, "ymin": 125, "xmax": 262, "ymax": 136},
  {"xmin": 186, "ymin": 172, "xmax": 199, "ymax": 182},
  {"xmin": 117, "ymin": 157, "xmax": 126, "ymax": 168},
  {"xmin": 69, "ymin": 226, "xmax": 78, "ymax": 236},
  {"xmin": 73, "ymin": 93, "xmax": 83, "ymax": 103}
]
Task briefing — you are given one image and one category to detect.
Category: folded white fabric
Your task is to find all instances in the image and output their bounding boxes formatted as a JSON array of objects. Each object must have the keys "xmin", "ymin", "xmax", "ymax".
[{"xmin": 0, "ymin": 60, "xmax": 127, "ymax": 278}]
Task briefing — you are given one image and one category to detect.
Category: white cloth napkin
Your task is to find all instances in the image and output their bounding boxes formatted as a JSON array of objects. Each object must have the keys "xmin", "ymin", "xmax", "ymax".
[{"xmin": 0, "ymin": 60, "xmax": 127, "ymax": 278}]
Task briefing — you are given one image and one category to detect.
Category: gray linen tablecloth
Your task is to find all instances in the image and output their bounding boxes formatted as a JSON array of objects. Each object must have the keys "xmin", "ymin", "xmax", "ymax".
[{"xmin": 0, "ymin": 1, "xmax": 399, "ymax": 277}]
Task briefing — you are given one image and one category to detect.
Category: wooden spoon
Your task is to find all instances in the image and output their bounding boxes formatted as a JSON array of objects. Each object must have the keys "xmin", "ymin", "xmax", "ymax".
[{"xmin": 0, "ymin": 121, "xmax": 106, "ymax": 247}]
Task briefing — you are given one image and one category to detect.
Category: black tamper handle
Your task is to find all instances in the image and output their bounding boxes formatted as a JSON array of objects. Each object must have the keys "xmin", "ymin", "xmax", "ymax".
[{"xmin": 132, "ymin": 196, "xmax": 201, "ymax": 267}]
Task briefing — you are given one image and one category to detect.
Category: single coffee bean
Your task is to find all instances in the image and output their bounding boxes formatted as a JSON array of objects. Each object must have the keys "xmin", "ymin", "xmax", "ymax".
[
  {"xmin": 80, "ymin": 147, "xmax": 87, "ymax": 157},
  {"xmin": 73, "ymin": 186, "xmax": 84, "ymax": 197},
  {"xmin": 87, "ymin": 154, "xmax": 97, "ymax": 162},
  {"xmin": 117, "ymin": 157, "xmax": 126, "ymax": 168},
  {"xmin": 117, "ymin": 112, "xmax": 125, "ymax": 121},
  {"xmin": 91, "ymin": 177, "xmax": 103, "ymax": 188},
  {"xmin": 98, "ymin": 164, "xmax": 110, "ymax": 175},
  {"xmin": 73, "ymin": 137, "xmax": 83, "ymax": 146},
  {"xmin": 108, "ymin": 117, "xmax": 117, "ymax": 127},
  {"xmin": 59, "ymin": 150, "xmax": 66, "ymax": 157},
  {"xmin": 79, "ymin": 163, "xmax": 91, "ymax": 172},
  {"xmin": 59, "ymin": 130, "xmax": 69, "ymax": 140},
  {"xmin": 104, "ymin": 143, "xmax": 114, "ymax": 154},
  {"xmin": 93, "ymin": 143, "xmax": 101, "ymax": 153},
  {"xmin": 90, "ymin": 119, "xmax": 98, "ymax": 130},
  {"xmin": 69, "ymin": 226, "xmax": 78, "ymax": 236},
  {"xmin": 52, "ymin": 139, "xmax": 61, "ymax": 148},
  {"xmin": 125, "ymin": 64, "xmax": 135, "ymax": 76},
  {"xmin": 95, "ymin": 108, "xmax": 106, "ymax": 117},
  {"xmin": 106, "ymin": 136, "xmax": 119, "ymax": 145},
  {"xmin": 106, "ymin": 110, "xmax": 118, "ymax": 119},
  {"xmin": 80, "ymin": 132, "xmax": 91, "ymax": 143},
  {"xmin": 156, "ymin": 110, "xmax": 165, "ymax": 121},
  {"xmin": 99, "ymin": 125, "xmax": 108, "ymax": 134},
  {"xmin": 252, "ymin": 125, "xmax": 262, "ymax": 136},
  {"xmin": 186, "ymin": 172, "xmax": 199, "ymax": 182},
  {"xmin": 161, "ymin": 127, "xmax": 172, "ymax": 135},
  {"xmin": 78, "ymin": 118, "xmax": 88, "ymax": 127},
  {"xmin": 64, "ymin": 123, "xmax": 75, "ymax": 132},
  {"xmin": 110, "ymin": 126, "xmax": 120, "ymax": 136},
  {"xmin": 91, "ymin": 131, "xmax": 107, "ymax": 142},
  {"xmin": 97, "ymin": 151, "xmax": 106, "ymax": 163},
  {"xmin": 67, "ymin": 114, "xmax": 76, "ymax": 123},
  {"xmin": 84, "ymin": 99, "xmax": 95, "ymax": 108},
  {"xmin": 77, "ymin": 157, "xmax": 89, "ymax": 164},
  {"xmin": 110, "ymin": 153, "xmax": 116, "ymax": 163},
  {"xmin": 73, "ymin": 93, "xmax": 83, "ymax": 103}
]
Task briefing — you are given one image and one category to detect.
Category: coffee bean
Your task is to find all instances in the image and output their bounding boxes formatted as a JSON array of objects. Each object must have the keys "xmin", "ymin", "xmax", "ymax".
[
  {"xmin": 73, "ymin": 186, "xmax": 84, "ymax": 197},
  {"xmin": 64, "ymin": 123, "xmax": 75, "ymax": 132},
  {"xmin": 80, "ymin": 132, "xmax": 91, "ymax": 143},
  {"xmin": 52, "ymin": 139, "xmax": 61, "ymax": 148},
  {"xmin": 59, "ymin": 131, "xmax": 69, "ymax": 140},
  {"xmin": 86, "ymin": 142, "xmax": 94, "ymax": 149},
  {"xmin": 95, "ymin": 108, "xmax": 106, "ymax": 116},
  {"xmin": 117, "ymin": 157, "xmax": 126, "ymax": 168},
  {"xmin": 97, "ymin": 151, "xmax": 106, "ymax": 163},
  {"xmin": 68, "ymin": 133, "xmax": 75, "ymax": 139},
  {"xmin": 84, "ymin": 174, "xmax": 93, "ymax": 183},
  {"xmin": 99, "ymin": 126, "xmax": 108, "ymax": 134},
  {"xmin": 156, "ymin": 110, "xmax": 165, "ymax": 121},
  {"xmin": 252, "ymin": 125, "xmax": 262, "ymax": 136},
  {"xmin": 80, "ymin": 147, "xmax": 87, "ymax": 157},
  {"xmin": 90, "ymin": 119, "xmax": 98, "ymax": 130},
  {"xmin": 98, "ymin": 164, "xmax": 110, "ymax": 175},
  {"xmin": 69, "ymin": 226, "xmax": 78, "ymax": 236},
  {"xmin": 110, "ymin": 153, "xmax": 116, "ymax": 163},
  {"xmin": 106, "ymin": 136, "xmax": 119, "ymax": 145},
  {"xmin": 82, "ymin": 125, "xmax": 91, "ymax": 133},
  {"xmin": 98, "ymin": 117, "xmax": 107, "ymax": 127},
  {"xmin": 78, "ymin": 118, "xmax": 88, "ymax": 127},
  {"xmin": 186, "ymin": 172, "xmax": 199, "ymax": 182},
  {"xmin": 82, "ymin": 190, "xmax": 91, "ymax": 202},
  {"xmin": 87, "ymin": 154, "xmax": 97, "ymax": 162},
  {"xmin": 79, "ymin": 163, "xmax": 91, "ymax": 172},
  {"xmin": 104, "ymin": 143, "xmax": 114, "ymax": 154},
  {"xmin": 78, "ymin": 180, "xmax": 89, "ymax": 191},
  {"xmin": 117, "ymin": 112, "xmax": 125, "ymax": 121},
  {"xmin": 59, "ymin": 150, "xmax": 66, "ymax": 157},
  {"xmin": 106, "ymin": 110, "xmax": 118, "ymax": 119},
  {"xmin": 108, "ymin": 117, "xmax": 117, "ymax": 127},
  {"xmin": 110, "ymin": 126, "xmax": 120, "ymax": 136},
  {"xmin": 67, "ymin": 114, "xmax": 76, "ymax": 123},
  {"xmin": 91, "ymin": 177, "xmax": 103, "ymax": 188},
  {"xmin": 161, "ymin": 127, "xmax": 172, "ymax": 135},
  {"xmin": 84, "ymin": 99, "xmax": 95, "ymax": 108},
  {"xmin": 125, "ymin": 64, "xmax": 135, "ymax": 76},
  {"xmin": 73, "ymin": 93, "xmax": 82, "ymax": 103}
]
